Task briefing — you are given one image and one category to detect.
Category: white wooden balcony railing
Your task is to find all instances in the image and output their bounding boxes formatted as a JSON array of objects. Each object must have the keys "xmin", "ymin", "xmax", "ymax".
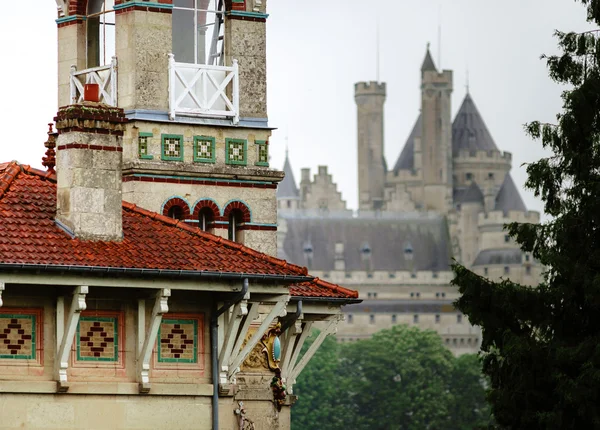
[
  {"xmin": 69, "ymin": 57, "xmax": 118, "ymax": 106},
  {"xmin": 168, "ymin": 54, "xmax": 239, "ymax": 124}
]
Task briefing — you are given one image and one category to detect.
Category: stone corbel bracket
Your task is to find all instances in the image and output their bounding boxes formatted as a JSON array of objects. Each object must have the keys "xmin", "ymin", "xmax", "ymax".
[
  {"xmin": 282, "ymin": 314, "xmax": 342, "ymax": 394},
  {"xmin": 56, "ymin": 286, "xmax": 88, "ymax": 392},
  {"xmin": 138, "ymin": 289, "xmax": 170, "ymax": 393},
  {"xmin": 226, "ymin": 296, "xmax": 289, "ymax": 382}
]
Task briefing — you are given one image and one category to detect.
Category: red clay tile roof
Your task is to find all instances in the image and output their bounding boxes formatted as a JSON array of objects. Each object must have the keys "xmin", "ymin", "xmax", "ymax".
[
  {"xmin": 290, "ymin": 278, "xmax": 359, "ymax": 299},
  {"xmin": 0, "ymin": 162, "xmax": 358, "ymax": 300}
]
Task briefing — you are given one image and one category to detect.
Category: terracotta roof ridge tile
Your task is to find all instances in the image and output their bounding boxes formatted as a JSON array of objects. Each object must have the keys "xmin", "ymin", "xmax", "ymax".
[
  {"xmin": 311, "ymin": 277, "xmax": 360, "ymax": 299},
  {"xmin": 0, "ymin": 162, "xmax": 21, "ymax": 199}
]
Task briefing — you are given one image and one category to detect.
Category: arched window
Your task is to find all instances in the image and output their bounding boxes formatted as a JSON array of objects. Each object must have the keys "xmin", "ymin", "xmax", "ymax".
[
  {"xmin": 172, "ymin": 0, "xmax": 225, "ymax": 65},
  {"xmin": 192, "ymin": 200, "xmax": 219, "ymax": 234},
  {"xmin": 198, "ymin": 207, "xmax": 214, "ymax": 232},
  {"xmin": 162, "ymin": 197, "xmax": 191, "ymax": 221},
  {"xmin": 228, "ymin": 209, "xmax": 243, "ymax": 242},
  {"xmin": 87, "ymin": 0, "xmax": 116, "ymax": 67},
  {"xmin": 168, "ymin": 205, "xmax": 184, "ymax": 220}
]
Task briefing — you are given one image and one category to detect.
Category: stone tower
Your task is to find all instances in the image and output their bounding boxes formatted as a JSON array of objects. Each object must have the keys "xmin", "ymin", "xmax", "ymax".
[
  {"xmin": 420, "ymin": 46, "xmax": 453, "ymax": 212},
  {"xmin": 355, "ymin": 81, "xmax": 387, "ymax": 211},
  {"xmin": 56, "ymin": 0, "xmax": 280, "ymax": 256}
]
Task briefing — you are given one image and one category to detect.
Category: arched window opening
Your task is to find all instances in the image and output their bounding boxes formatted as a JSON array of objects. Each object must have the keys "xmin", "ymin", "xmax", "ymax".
[
  {"xmin": 198, "ymin": 206, "xmax": 214, "ymax": 233},
  {"xmin": 168, "ymin": 205, "xmax": 184, "ymax": 220},
  {"xmin": 228, "ymin": 209, "xmax": 243, "ymax": 243},
  {"xmin": 87, "ymin": 0, "xmax": 116, "ymax": 68},
  {"xmin": 172, "ymin": 0, "xmax": 225, "ymax": 65}
]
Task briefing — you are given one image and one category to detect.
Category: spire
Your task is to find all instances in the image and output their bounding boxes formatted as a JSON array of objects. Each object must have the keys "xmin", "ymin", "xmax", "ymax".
[
  {"xmin": 452, "ymin": 92, "xmax": 498, "ymax": 156},
  {"xmin": 277, "ymin": 150, "xmax": 300, "ymax": 199},
  {"xmin": 421, "ymin": 43, "xmax": 437, "ymax": 73}
]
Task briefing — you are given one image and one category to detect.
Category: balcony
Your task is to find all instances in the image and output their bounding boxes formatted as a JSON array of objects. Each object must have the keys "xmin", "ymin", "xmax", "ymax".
[
  {"xmin": 168, "ymin": 54, "xmax": 240, "ymax": 124},
  {"xmin": 69, "ymin": 57, "xmax": 118, "ymax": 106}
]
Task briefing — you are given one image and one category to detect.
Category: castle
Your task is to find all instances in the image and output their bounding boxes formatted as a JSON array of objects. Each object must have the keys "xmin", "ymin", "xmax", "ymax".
[
  {"xmin": 0, "ymin": 1, "xmax": 360, "ymax": 429},
  {"xmin": 277, "ymin": 47, "xmax": 542, "ymax": 353}
]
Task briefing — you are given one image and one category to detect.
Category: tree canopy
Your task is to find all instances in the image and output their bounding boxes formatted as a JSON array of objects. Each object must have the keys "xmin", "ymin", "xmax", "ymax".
[
  {"xmin": 452, "ymin": 1, "xmax": 600, "ymax": 428},
  {"xmin": 291, "ymin": 325, "xmax": 490, "ymax": 430}
]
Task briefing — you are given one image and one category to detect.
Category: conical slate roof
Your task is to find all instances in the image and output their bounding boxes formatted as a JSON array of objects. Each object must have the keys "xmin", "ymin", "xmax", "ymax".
[
  {"xmin": 453, "ymin": 181, "xmax": 484, "ymax": 205},
  {"xmin": 421, "ymin": 46, "xmax": 437, "ymax": 72},
  {"xmin": 495, "ymin": 174, "xmax": 526, "ymax": 213},
  {"xmin": 452, "ymin": 93, "xmax": 499, "ymax": 157},
  {"xmin": 393, "ymin": 115, "xmax": 421, "ymax": 173},
  {"xmin": 277, "ymin": 151, "xmax": 300, "ymax": 199}
]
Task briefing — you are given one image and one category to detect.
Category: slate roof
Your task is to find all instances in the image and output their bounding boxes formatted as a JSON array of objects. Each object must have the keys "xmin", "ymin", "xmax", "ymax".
[
  {"xmin": 451, "ymin": 93, "xmax": 498, "ymax": 157},
  {"xmin": 495, "ymin": 174, "xmax": 526, "ymax": 213},
  {"xmin": 281, "ymin": 215, "xmax": 452, "ymax": 272},
  {"xmin": 392, "ymin": 115, "xmax": 421, "ymax": 174},
  {"xmin": 0, "ymin": 162, "xmax": 358, "ymax": 300},
  {"xmin": 453, "ymin": 181, "xmax": 484, "ymax": 205},
  {"xmin": 472, "ymin": 248, "xmax": 523, "ymax": 266},
  {"xmin": 276, "ymin": 152, "xmax": 299, "ymax": 199},
  {"xmin": 421, "ymin": 47, "xmax": 437, "ymax": 72}
]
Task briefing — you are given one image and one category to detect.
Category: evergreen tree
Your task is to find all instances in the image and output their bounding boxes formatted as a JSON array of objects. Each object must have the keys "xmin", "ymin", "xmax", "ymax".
[{"xmin": 452, "ymin": 2, "xmax": 600, "ymax": 428}]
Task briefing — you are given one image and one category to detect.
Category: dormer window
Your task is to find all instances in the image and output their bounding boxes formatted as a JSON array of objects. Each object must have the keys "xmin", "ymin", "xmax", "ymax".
[
  {"xmin": 87, "ymin": 0, "xmax": 116, "ymax": 67},
  {"xmin": 172, "ymin": 0, "xmax": 225, "ymax": 65},
  {"xmin": 403, "ymin": 242, "xmax": 414, "ymax": 261},
  {"xmin": 303, "ymin": 241, "xmax": 314, "ymax": 268}
]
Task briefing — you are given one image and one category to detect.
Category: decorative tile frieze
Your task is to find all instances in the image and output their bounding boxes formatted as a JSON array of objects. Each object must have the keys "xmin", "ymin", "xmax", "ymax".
[
  {"xmin": 161, "ymin": 134, "xmax": 184, "ymax": 161},
  {"xmin": 76, "ymin": 316, "xmax": 118, "ymax": 362},
  {"xmin": 154, "ymin": 314, "xmax": 205, "ymax": 374},
  {"xmin": 158, "ymin": 318, "xmax": 197, "ymax": 363},
  {"xmin": 0, "ymin": 314, "xmax": 36, "ymax": 360},
  {"xmin": 225, "ymin": 138, "xmax": 247, "ymax": 165},
  {"xmin": 138, "ymin": 132, "xmax": 154, "ymax": 159},
  {"xmin": 193, "ymin": 136, "xmax": 216, "ymax": 163},
  {"xmin": 255, "ymin": 140, "xmax": 268, "ymax": 166}
]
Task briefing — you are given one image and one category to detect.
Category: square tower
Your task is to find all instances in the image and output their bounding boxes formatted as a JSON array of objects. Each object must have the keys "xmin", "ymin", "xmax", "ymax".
[{"xmin": 55, "ymin": 0, "xmax": 281, "ymax": 255}]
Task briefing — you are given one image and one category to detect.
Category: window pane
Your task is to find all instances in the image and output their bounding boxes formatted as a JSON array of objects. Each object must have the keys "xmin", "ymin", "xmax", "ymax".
[
  {"xmin": 174, "ymin": 0, "xmax": 194, "ymax": 8},
  {"xmin": 173, "ymin": 8, "xmax": 195, "ymax": 63},
  {"xmin": 199, "ymin": 11, "xmax": 222, "ymax": 64}
]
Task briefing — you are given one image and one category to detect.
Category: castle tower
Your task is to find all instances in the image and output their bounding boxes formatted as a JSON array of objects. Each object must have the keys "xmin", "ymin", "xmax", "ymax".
[
  {"xmin": 420, "ymin": 46, "xmax": 453, "ymax": 212},
  {"xmin": 55, "ymin": 0, "xmax": 280, "ymax": 256},
  {"xmin": 355, "ymin": 81, "xmax": 387, "ymax": 211}
]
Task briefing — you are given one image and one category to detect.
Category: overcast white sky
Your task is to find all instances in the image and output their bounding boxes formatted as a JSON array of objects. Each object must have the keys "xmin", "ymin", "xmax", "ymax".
[{"xmin": 0, "ymin": 1, "xmax": 595, "ymax": 216}]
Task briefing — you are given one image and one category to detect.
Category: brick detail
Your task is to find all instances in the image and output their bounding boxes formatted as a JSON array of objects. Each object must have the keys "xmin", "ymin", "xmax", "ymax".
[
  {"xmin": 229, "ymin": 0, "xmax": 246, "ymax": 11},
  {"xmin": 77, "ymin": 316, "xmax": 118, "ymax": 362},
  {"xmin": 192, "ymin": 200, "xmax": 220, "ymax": 222},
  {"xmin": 223, "ymin": 201, "xmax": 251, "ymax": 223},
  {"xmin": 57, "ymin": 143, "xmax": 123, "ymax": 152},
  {"xmin": 122, "ymin": 174, "xmax": 277, "ymax": 189},
  {"xmin": 158, "ymin": 319, "xmax": 198, "ymax": 363},
  {"xmin": 68, "ymin": 0, "xmax": 87, "ymax": 16},
  {"xmin": 0, "ymin": 314, "xmax": 36, "ymax": 359},
  {"xmin": 54, "ymin": 105, "xmax": 128, "ymax": 137},
  {"xmin": 163, "ymin": 197, "xmax": 191, "ymax": 220}
]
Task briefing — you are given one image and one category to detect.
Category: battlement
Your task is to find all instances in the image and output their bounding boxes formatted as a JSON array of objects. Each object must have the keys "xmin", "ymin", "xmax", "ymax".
[
  {"xmin": 478, "ymin": 210, "xmax": 541, "ymax": 226},
  {"xmin": 421, "ymin": 69, "xmax": 453, "ymax": 87},
  {"xmin": 354, "ymin": 81, "xmax": 387, "ymax": 96},
  {"xmin": 454, "ymin": 149, "xmax": 512, "ymax": 164}
]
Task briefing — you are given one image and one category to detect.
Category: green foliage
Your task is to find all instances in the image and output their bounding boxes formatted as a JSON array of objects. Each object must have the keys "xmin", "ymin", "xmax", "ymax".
[
  {"xmin": 291, "ymin": 325, "xmax": 490, "ymax": 430},
  {"xmin": 452, "ymin": 2, "xmax": 600, "ymax": 428}
]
